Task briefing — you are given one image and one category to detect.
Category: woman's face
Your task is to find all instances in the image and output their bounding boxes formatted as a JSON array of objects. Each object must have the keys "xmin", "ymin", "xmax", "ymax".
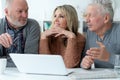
[{"xmin": 52, "ymin": 9, "xmax": 67, "ymax": 29}]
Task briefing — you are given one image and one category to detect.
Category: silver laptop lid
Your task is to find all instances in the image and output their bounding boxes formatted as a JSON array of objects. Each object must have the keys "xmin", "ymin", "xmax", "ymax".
[{"xmin": 9, "ymin": 53, "xmax": 70, "ymax": 75}]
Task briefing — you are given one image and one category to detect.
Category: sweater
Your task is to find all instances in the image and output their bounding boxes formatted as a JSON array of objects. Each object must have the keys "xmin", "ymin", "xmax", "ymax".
[{"xmin": 39, "ymin": 33, "xmax": 85, "ymax": 68}]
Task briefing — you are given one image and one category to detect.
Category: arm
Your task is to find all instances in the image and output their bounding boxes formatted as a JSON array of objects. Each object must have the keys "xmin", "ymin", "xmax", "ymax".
[
  {"xmin": 24, "ymin": 19, "xmax": 40, "ymax": 54},
  {"xmin": 39, "ymin": 38, "xmax": 51, "ymax": 54},
  {"xmin": 39, "ymin": 28, "xmax": 57, "ymax": 54},
  {"xmin": 63, "ymin": 33, "xmax": 85, "ymax": 68}
]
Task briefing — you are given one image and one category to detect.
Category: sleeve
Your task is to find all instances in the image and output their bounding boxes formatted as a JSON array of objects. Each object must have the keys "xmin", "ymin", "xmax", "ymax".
[
  {"xmin": 63, "ymin": 34, "xmax": 85, "ymax": 68},
  {"xmin": 24, "ymin": 19, "xmax": 40, "ymax": 54},
  {"xmin": 0, "ymin": 18, "xmax": 6, "ymax": 56},
  {"xmin": 81, "ymin": 30, "xmax": 90, "ymax": 59},
  {"xmin": 0, "ymin": 45, "xmax": 4, "ymax": 56},
  {"xmin": 39, "ymin": 38, "xmax": 51, "ymax": 54}
]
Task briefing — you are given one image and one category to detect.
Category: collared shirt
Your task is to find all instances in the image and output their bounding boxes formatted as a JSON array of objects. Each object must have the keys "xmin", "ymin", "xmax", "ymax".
[
  {"xmin": 0, "ymin": 17, "xmax": 40, "ymax": 67},
  {"xmin": 5, "ymin": 20, "xmax": 24, "ymax": 54},
  {"xmin": 82, "ymin": 22, "xmax": 120, "ymax": 68}
]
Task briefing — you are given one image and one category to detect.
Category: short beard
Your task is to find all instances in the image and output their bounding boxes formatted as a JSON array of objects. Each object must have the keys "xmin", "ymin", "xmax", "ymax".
[
  {"xmin": 9, "ymin": 15, "xmax": 27, "ymax": 28},
  {"xmin": 10, "ymin": 19, "xmax": 27, "ymax": 28}
]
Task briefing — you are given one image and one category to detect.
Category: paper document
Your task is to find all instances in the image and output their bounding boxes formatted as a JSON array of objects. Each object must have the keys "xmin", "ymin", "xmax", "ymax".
[{"xmin": 69, "ymin": 68, "xmax": 118, "ymax": 79}]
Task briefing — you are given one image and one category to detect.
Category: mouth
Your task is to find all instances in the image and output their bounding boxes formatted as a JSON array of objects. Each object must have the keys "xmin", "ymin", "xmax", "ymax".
[
  {"xmin": 87, "ymin": 24, "xmax": 92, "ymax": 28},
  {"xmin": 20, "ymin": 19, "xmax": 27, "ymax": 23},
  {"xmin": 54, "ymin": 23, "xmax": 60, "ymax": 27}
]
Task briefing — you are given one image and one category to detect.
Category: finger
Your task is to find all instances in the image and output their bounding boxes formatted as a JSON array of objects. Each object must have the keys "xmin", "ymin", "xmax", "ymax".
[
  {"xmin": 91, "ymin": 50, "xmax": 100, "ymax": 56},
  {"xmin": 0, "ymin": 34, "xmax": 10, "ymax": 47},
  {"xmin": 87, "ymin": 56, "xmax": 94, "ymax": 64},
  {"xmin": 89, "ymin": 48, "xmax": 100, "ymax": 56},
  {"xmin": 96, "ymin": 41, "xmax": 105, "ymax": 48},
  {"xmin": 81, "ymin": 56, "xmax": 94, "ymax": 69},
  {"xmin": 44, "ymin": 29, "xmax": 57, "ymax": 37},
  {"xmin": 54, "ymin": 33, "xmax": 63, "ymax": 37},
  {"xmin": 86, "ymin": 49, "xmax": 98, "ymax": 57},
  {"xmin": 3, "ymin": 33, "xmax": 12, "ymax": 47},
  {"xmin": 5, "ymin": 33, "xmax": 12, "ymax": 45},
  {"xmin": 90, "ymin": 47, "xmax": 100, "ymax": 51},
  {"xmin": 81, "ymin": 59, "xmax": 90, "ymax": 69},
  {"xmin": 86, "ymin": 50, "xmax": 92, "ymax": 56}
]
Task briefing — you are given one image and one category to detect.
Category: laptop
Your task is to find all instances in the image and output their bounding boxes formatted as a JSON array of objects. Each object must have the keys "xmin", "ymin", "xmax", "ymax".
[{"xmin": 9, "ymin": 53, "xmax": 73, "ymax": 76}]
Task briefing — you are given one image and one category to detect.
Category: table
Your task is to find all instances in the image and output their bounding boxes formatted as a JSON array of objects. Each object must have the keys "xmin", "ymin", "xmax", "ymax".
[
  {"xmin": 0, "ymin": 68, "xmax": 120, "ymax": 80},
  {"xmin": 0, "ymin": 68, "xmax": 71, "ymax": 80}
]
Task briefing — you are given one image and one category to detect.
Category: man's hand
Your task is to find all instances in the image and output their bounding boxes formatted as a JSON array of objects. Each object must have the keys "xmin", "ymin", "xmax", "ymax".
[
  {"xmin": 81, "ymin": 55, "xmax": 94, "ymax": 69},
  {"xmin": 87, "ymin": 41, "xmax": 110, "ymax": 61},
  {"xmin": 0, "ymin": 33, "xmax": 12, "ymax": 48}
]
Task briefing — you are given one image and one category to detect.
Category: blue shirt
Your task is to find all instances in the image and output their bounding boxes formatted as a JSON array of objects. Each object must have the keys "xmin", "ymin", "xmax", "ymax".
[{"xmin": 82, "ymin": 22, "xmax": 120, "ymax": 68}]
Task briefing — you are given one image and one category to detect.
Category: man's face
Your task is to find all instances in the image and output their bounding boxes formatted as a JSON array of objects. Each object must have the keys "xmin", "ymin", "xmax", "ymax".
[
  {"xmin": 5, "ymin": 0, "xmax": 28, "ymax": 28},
  {"xmin": 84, "ymin": 5, "xmax": 105, "ymax": 32}
]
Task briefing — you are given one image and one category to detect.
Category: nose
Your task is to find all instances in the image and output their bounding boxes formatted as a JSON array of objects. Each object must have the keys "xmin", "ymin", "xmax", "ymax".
[
  {"xmin": 85, "ymin": 15, "xmax": 90, "ymax": 23},
  {"xmin": 54, "ymin": 16, "xmax": 59, "ymax": 22},
  {"xmin": 22, "ymin": 11, "xmax": 28, "ymax": 18}
]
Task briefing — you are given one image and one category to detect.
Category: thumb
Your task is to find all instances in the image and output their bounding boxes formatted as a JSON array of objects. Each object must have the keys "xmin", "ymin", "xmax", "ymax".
[{"xmin": 96, "ymin": 41, "xmax": 105, "ymax": 48}]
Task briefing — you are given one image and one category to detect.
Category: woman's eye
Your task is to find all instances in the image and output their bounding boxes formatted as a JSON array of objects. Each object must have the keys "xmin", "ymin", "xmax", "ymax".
[{"xmin": 60, "ymin": 15, "xmax": 64, "ymax": 18}]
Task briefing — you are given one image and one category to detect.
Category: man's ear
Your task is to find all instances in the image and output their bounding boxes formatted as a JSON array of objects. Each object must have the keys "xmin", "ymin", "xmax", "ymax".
[
  {"xmin": 104, "ymin": 14, "xmax": 110, "ymax": 23},
  {"xmin": 4, "ymin": 8, "xmax": 9, "ymax": 15}
]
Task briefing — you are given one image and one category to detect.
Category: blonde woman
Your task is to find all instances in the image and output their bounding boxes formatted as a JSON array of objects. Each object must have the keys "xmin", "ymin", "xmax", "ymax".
[{"xmin": 39, "ymin": 5, "xmax": 85, "ymax": 68}]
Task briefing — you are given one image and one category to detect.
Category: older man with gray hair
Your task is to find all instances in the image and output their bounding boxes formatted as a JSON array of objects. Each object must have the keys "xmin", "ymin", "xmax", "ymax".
[
  {"xmin": 0, "ymin": 0, "xmax": 40, "ymax": 67},
  {"xmin": 81, "ymin": 0, "xmax": 120, "ymax": 69}
]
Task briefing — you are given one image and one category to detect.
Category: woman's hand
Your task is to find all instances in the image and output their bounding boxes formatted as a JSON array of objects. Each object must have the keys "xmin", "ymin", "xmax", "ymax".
[
  {"xmin": 41, "ymin": 26, "xmax": 76, "ymax": 39},
  {"xmin": 51, "ymin": 26, "xmax": 76, "ymax": 38}
]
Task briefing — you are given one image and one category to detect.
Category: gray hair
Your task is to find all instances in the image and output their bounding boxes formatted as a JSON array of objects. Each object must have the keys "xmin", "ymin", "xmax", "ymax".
[
  {"xmin": 5, "ymin": 0, "xmax": 13, "ymax": 8},
  {"xmin": 91, "ymin": 0, "xmax": 114, "ymax": 22}
]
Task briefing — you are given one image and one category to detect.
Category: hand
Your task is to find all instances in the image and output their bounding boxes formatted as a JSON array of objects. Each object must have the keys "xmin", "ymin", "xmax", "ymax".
[
  {"xmin": 51, "ymin": 26, "xmax": 76, "ymax": 38},
  {"xmin": 41, "ymin": 28, "xmax": 58, "ymax": 39},
  {"xmin": 81, "ymin": 55, "xmax": 94, "ymax": 69},
  {"xmin": 0, "ymin": 33, "xmax": 12, "ymax": 48},
  {"xmin": 41, "ymin": 26, "xmax": 76, "ymax": 39},
  {"xmin": 87, "ymin": 41, "xmax": 110, "ymax": 61}
]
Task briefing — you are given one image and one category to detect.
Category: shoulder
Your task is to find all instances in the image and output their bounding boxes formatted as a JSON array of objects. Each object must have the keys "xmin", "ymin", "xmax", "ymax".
[
  {"xmin": 25, "ymin": 18, "xmax": 40, "ymax": 29},
  {"xmin": 76, "ymin": 32, "xmax": 86, "ymax": 42},
  {"xmin": 0, "ymin": 18, "xmax": 5, "ymax": 24},
  {"xmin": 112, "ymin": 22, "xmax": 120, "ymax": 32},
  {"xmin": 0, "ymin": 18, "xmax": 6, "ymax": 31},
  {"xmin": 27, "ymin": 18, "xmax": 39, "ymax": 25},
  {"xmin": 23, "ymin": 18, "xmax": 40, "ymax": 34}
]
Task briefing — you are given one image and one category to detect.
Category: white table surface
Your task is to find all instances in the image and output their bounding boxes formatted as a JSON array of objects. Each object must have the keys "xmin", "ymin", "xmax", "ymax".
[
  {"xmin": 0, "ymin": 68, "xmax": 71, "ymax": 80},
  {"xmin": 0, "ymin": 68, "xmax": 120, "ymax": 80}
]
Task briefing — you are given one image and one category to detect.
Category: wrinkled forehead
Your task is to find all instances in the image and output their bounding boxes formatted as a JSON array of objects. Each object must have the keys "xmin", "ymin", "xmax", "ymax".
[
  {"xmin": 86, "ymin": 4, "xmax": 103, "ymax": 15},
  {"xmin": 7, "ymin": 0, "xmax": 28, "ymax": 8},
  {"xmin": 86, "ymin": 5, "xmax": 99, "ymax": 13}
]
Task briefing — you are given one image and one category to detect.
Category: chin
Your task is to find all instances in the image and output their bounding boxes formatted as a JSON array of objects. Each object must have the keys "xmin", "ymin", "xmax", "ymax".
[{"xmin": 89, "ymin": 28, "xmax": 95, "ymax": 32}]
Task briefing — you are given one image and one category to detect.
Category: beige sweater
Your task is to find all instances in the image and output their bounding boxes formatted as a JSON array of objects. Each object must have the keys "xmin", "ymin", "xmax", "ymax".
[{"xmin": 39, "ymin": 33, "xmax": 85, "ymax": 68}]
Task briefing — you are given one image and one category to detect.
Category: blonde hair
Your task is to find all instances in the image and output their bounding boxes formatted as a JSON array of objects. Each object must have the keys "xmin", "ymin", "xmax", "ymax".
[{"xmin": 51, "ymin": 5, "xmax": 79, "ymax": 35}]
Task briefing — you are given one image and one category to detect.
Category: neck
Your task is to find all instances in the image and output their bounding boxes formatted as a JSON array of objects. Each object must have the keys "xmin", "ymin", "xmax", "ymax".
[
  {"xmin": 6, "ymin": 17, "xmax": 20, "ymax": 30},
  {"xmin": 8, "ymin": 21, "xmax": 20, "ymax": 30},
  {"xmin": 96, "ymin": 22, "xmax": 112, "ymax": 39}
]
